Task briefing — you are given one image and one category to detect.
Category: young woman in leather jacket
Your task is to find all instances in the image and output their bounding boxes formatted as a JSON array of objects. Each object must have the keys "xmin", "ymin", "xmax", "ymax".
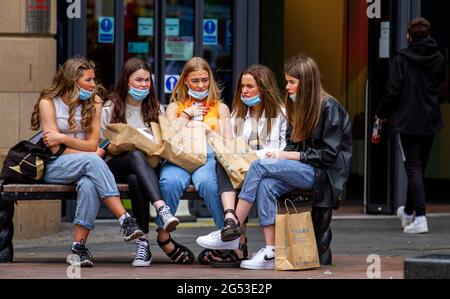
[{"xmin": 195, "ymin": 54, "xmax": 352, "ymax": 269}]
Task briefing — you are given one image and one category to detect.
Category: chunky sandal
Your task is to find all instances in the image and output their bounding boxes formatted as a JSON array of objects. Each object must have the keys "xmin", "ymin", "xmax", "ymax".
[
  {"xmin": 221, "ymin": 209, "xmax": 244, "ymax": 241},
  {"xmin": 198, "ymin": 248, "xmax": 229, "ymax": 265},
  {"xmin": 210, "ymin": 238, "xmax": 248, "ymax": 268},
  {"xmin": 157, "ymin": 235, "xmax": 195, "ymax": 264}
]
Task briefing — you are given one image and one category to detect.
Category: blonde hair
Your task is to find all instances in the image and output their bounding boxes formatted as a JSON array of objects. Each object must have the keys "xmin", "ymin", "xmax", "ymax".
[
  {"xmin": 231, "ymin": 64, "xmax": 284, "ymax": 138},
  {"xmin": 31, "ymin": 56, "xmax": 103, "ymax": 133},
  {"xmin": 284, "ymin": 54, "xmax": 326, "ymax": 142},
  {"xmin": 170, "ymin": 57, "xmax": 221, "ymax": 105}
]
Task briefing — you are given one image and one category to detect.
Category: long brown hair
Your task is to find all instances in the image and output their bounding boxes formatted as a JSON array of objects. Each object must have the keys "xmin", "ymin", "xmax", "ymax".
[
  {"xmin": 231, "ymin": 64, "xmax": 284, "ymax": 138},
  {"xmin": 170, "ymin": 57, "xmax": 221, "ymax": 105},
  {"xmin": 107, "ymin": 58, "xmax": 160, "ymax": 127},
  {"xmin": 31, "ymin": 56, "xmax": 102, "ymax": 133},
  {"xmin": 284, "ymin": 54, "xmax": 326, "ymax": 142}
]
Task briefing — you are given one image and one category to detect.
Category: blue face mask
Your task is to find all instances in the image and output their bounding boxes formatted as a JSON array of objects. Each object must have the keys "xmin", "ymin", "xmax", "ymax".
[
  {"xmin": 79, "ymin": 87, "xmax": 94, "ymax": 101},
  {"xmin": 188, "ymin": 88, "xmax": 209, "ymax": 100},
  {"xmin": 128, "ymin": 86, "xmax": 150, "ymax": 101},
  {"xmin": 289, "ymin": 94, "xmax": 297, "ymax": 102},
  {"xmin": 241, "ymin": 94, "xmax": 262, "ymax": 107}
]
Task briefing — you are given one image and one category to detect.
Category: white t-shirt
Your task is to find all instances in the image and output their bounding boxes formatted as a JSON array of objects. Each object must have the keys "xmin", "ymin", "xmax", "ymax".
[{"xmin": 101, "ymin": 101, "xmax": 165, "ymax": 138}]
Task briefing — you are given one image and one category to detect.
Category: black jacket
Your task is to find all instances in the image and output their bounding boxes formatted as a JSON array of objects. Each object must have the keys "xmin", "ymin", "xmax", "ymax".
[
  {"xmin": 376, "ymin": 38, "xmax": 445, "ymax": 135},
  {"xmin": 285, "ymin": 97, "xmax": 353, "ymax": 209}
]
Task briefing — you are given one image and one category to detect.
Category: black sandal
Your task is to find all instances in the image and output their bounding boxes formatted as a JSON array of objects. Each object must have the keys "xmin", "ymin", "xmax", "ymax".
[
  {"xmin": 210, "ymin": 239, "xmax": 248, "ymax": 268},
  {"xmin": 198, "ymin": 249, "xmax": 229, "ymax": 265},
  {"xmin": 157, "ymin": 235, "xmax": 195, "ymax": 264},
  {"xmin": 221, "ymin": 209, "xmax": 244, "ymax": 241}
]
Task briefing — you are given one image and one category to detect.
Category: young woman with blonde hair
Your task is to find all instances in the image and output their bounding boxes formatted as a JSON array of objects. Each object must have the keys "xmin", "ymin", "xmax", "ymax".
[
  {"xmin": 31, "ymin": 57, "xmax": 143, "ymax": 267},
  {"xmin": 157, "ymin": 57, "xmax": 231, "ymax": 264}
]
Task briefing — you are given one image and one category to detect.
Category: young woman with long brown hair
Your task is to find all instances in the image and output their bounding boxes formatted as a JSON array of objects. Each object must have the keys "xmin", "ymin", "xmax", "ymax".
[
  {"xmin": 101, "ymin": 58, "xmax": 178, "ymax": 267},
  {"xmin": 197, "ymin": 54, "xmax": 352, "ymax": 270},
  {"xmin": 196, "ymin": 64, "xmax": 287, "ymax": 267}
]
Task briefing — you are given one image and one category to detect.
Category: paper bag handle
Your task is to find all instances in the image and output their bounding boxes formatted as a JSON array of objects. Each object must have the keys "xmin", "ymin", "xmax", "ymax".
[{"xmin": 284, "ymin": 199, "xmax": 298, "ymax": 214}]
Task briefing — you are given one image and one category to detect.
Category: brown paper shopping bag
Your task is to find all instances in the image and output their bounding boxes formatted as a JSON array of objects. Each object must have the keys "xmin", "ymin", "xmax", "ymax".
[
  {"xmin": 104, "ymin": 123, "xmax": 163, "ymax": 168},
  {"xmin": 275, "ymin": 200, "xmax": 320, "ymax": 271},
  {"xmin": 153, "ymin": 117, "xmax": 207, "ymax": 173},
  {"xmin": 208, "ymin": 136, "xmax": 258, "ymax": 189}
]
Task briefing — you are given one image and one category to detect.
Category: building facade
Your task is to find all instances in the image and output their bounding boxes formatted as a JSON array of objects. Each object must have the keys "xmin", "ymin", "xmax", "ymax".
[{"xmin": 1, "ymin": 0, "xmax": 448, "ymax": 218}]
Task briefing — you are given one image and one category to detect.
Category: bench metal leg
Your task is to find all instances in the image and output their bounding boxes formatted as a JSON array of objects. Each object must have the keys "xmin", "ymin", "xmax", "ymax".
[
  {"xmin": 312, "ymin": 207, "xmax": 332, "ymax": 266},
  {"xmin": 0, "ymin": 201, "xmax": 14, "ymax": 263}
]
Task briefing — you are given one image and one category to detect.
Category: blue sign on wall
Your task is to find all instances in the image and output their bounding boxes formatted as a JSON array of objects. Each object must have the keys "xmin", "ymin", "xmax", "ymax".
[
  {"xmin": 165, "ymin": 75, "xmax": 180, "ymax": 94},
  {"xmin": 99, "ymin": 17, "xmax": 114, "ymax": 43},
  {"xmin": 203, "ymin": 19, "xmax": 218, "ymax": 45}
]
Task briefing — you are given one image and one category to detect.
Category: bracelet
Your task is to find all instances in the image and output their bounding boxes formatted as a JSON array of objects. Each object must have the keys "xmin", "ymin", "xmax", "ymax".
[{"xmin": 182, "ymin": 111, "xmax": 191, "ymax": 119}]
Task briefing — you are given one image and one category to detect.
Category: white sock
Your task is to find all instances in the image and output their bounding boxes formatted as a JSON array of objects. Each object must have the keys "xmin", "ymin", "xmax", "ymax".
[
  {"xmin": 72, "ymin": 242, "xmax": 80, "ymax": 249},
  {"xmin": 119, "ymin": 212, "xmax": 131, "ymax": 226},
  {"xmin": 266, "ymin": 245, "xmax": 275, "ymax": 255}
]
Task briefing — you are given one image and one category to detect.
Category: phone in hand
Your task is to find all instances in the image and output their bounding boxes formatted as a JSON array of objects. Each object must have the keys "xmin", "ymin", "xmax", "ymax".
[
  {"xmin": 191, "ymin": 101, "xmax": 205, "ymax": 121},
  {"xmin": 99, "ymin": 138, "xmax": 111, "ymax": 149}
]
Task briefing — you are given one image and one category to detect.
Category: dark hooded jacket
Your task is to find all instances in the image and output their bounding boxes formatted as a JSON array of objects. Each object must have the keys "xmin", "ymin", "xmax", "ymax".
[
  {"xmin": 285, "ymin": 96, "xmax": 353, "ymax": 209},
  {"xmin": 376, "ymin": 38, "xmax": 445, "ymax": 135}
]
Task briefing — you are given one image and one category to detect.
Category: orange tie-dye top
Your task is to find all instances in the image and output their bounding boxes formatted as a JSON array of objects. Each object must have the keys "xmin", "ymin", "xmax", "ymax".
[{"xmin": 177, "ymin": 99, "xmax": 220, "ymax": 132}]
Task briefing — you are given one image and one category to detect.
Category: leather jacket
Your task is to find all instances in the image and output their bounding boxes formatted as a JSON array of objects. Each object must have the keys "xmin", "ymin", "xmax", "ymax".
[{"xmin": 284, "ymin": 96, "xmax": 353, "ymax": 209}]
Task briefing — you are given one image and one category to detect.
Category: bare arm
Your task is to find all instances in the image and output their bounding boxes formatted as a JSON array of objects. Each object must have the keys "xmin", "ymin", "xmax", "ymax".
[{"xmin": 40, "ymin": 96, "xmax": 102, "ymax": 154}]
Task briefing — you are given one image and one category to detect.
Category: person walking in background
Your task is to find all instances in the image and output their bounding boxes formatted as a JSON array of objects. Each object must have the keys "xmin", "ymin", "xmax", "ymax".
[{"xmin": 376, "ymin": 17, "xmax": 445, "ymax": 234}]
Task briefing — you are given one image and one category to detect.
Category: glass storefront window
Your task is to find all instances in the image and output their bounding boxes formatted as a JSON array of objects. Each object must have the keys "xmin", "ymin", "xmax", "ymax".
[
  {"xmin": 87, "ymin": 0, "xmax": 116, "ymax": 92},
  {"xmin": 163, "ymin": 0, "xmax": 195, "ymax": 104},
  {"xmin": 204, "ymin": 0, "xmax": 233, "ymax": 104},
  {"xmin": 123, "ymin": 0, "xmax": 156, "ymax": 72}
]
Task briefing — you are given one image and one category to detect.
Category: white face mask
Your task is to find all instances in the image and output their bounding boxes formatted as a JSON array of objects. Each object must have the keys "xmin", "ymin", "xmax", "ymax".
[
  {"xmin": 188, "ymin": 88, "xmax": 209, "ymax": 100},
  {"xmin": 289, "ymin": 94, "xmax": 297, "ymax": 102}
]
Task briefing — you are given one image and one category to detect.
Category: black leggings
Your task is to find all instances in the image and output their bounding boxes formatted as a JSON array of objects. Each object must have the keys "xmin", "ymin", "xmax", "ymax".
[
  {"xmin": 108, "ymin": 151, "xmax": 162, "ymax": 234},
  {"xmin": 216, "ymin": 162, "xmax": 249, "ymax": 224},
  {"xmin": 401, "ymin": 134, "xmax": 434, "ymax": 217}
]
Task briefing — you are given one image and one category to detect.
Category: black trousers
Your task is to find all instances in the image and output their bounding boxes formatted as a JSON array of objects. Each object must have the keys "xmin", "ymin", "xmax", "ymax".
[
  {"xmin": 108, "ymin": 151, "xmax": 162, "ymax": 234},
  {"xmin": 216, "ymin": 162, "xmax": 249, "ymax": 223},
  {"xmin": 400, "ymin": 134, "xmax": 435, "ymax": 217}
]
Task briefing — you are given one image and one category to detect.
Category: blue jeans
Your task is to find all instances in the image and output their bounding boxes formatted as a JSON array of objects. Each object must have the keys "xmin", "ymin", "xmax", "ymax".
[
  {"xmin": 158, "ymin": 145, "xmax": 224, "ymax": 229},
  {"xmin": 44, "ymin": 153, "xmax": 120, "ymax": 230},
  {"xmin": 239, "ymin": 159, "xmax": 316, "ymax": 227}
]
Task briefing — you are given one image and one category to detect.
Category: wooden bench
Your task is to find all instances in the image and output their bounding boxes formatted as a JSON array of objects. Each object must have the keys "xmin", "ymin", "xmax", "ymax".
[{"xmin": 0, "ymin": 184, "xmax": 331, "ymax": 265}]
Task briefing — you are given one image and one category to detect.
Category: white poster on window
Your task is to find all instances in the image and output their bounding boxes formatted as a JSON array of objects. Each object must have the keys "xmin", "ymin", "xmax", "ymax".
[
  {"xmin": 166, "ymin": 18, "xmax": 180, "ymax": 36},
  {"xmin": 165, "ymin": 36, "xmax": 194, "ymax": 61},
  {"xmin": 138, "ymin": 17, "xmax": 153, "ymax": 36}
]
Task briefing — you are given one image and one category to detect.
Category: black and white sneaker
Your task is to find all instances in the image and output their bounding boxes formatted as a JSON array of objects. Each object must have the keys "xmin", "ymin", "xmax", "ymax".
[
  {"xmin": 132, "ymin": 238, "xmax": 152, "ymax": 267},
  {"xmin": 121, "ymin": 217, "xmax": 144, "ymax": 242},
  {"xmin": 158, "ymin": 205, "xmax": 180, "ymax": 233},
  {"xmin": 67, "ymin": 242, "xmax": 94, "ymax": 268},
  {"xmin": 240, "ymin": 248, "xmax": 275, "ymax": 270}
]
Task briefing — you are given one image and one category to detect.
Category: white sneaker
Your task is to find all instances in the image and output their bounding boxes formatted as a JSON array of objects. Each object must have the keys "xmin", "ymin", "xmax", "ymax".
[
  {"xmin": 196, "ymin": 230, "xmax": 239, "ymax": 250},
  {"xmin": 240, "ymin": 248, "xmax": 275, "ymax": 270},
  {"xmin": 397, "ymin": 206, "xmax": 414, "ymax": 228},
  {"xmin": 404, "ymin": 216, "xmax": 428, "ymax": 234},
  {"xmin": 132, "ymin": 238, "xmax": 152, "ymax": 267}
]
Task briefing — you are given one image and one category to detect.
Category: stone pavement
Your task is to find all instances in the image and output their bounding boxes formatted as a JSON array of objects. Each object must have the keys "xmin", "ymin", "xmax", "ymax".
[{"xmin": 1, "ymin": 215, "xmax": 450, "ymax": 279}]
